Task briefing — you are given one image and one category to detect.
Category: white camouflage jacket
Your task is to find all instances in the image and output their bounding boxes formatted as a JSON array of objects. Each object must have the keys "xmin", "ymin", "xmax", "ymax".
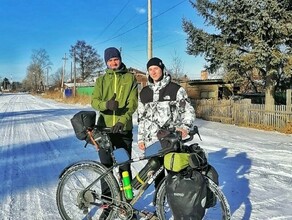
[{"xmin": 138, "ymin": 74, "xmax": 195, "ymax": 146}]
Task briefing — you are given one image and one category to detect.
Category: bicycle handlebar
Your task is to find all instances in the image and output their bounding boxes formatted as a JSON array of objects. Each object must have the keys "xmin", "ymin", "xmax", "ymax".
[
  {"xmin": 84, "ymin": 125, "xmax": 201, "ymax": 156},
  {"xmin": 157, "ymin": 125, "xmax": 201, "ymax": 156},
  {"xmin": 93, "ymin": 126, "xmax": 128, "ymax": 135},
  {"xmin": 185, "ymin": 125, "xmax": 202, "ymax": 142}
]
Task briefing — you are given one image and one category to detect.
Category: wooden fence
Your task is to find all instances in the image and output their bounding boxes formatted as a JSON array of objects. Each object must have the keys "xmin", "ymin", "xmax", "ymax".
[{"xmin": 194, "ymin": 99, "xmax": 292, "ymax": 132}]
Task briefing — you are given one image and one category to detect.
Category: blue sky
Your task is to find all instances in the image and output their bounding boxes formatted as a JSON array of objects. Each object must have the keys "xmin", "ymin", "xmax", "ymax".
[{"xmin": 0, "ymin": 0, "xmax": 208, "ymax": 82}]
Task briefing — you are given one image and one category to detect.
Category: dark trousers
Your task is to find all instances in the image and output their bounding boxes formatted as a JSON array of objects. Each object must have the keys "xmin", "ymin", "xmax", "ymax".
[
  {"xmin": 99, "ymin": 131, "xmax": 133, "ymax": 201},
  {"xmin": 98, "ymin": 131, "xmax": 133, "ymax": 179}
]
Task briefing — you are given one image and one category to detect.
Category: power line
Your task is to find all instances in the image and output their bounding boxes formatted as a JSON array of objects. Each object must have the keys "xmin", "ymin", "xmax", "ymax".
[
  {"xmin": 98, "ymin": 0, "xmax": 132, "ymax": 38},
  {"xmin": 155, "ymin": 38, "xmax": 185, "ymax": 49},
  {"xmin": 96, "ymin": 0, "xmax": 187, "ymax": 45},
  {"xmin": 112, "ymin": 13, "xmax": 138, "ymax": 36},
  {"xmin": 96, "ymin": 20, "xmax": 148, "ymax": 45}
]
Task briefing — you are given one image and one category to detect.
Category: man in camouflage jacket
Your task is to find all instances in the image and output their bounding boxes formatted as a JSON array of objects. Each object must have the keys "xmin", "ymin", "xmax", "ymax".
[
  {"xmin": 138, "ymin": 57, "xmax": 195, "ymax": 187},
  {"xmin": 138, "ymin": 57, "xmax": 195, "ymax": 148}
]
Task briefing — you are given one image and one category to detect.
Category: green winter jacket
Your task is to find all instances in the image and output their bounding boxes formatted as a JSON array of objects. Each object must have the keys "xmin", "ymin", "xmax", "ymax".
[{"xmin": 91, "ymin": 63, "xmax": 138, "ymax": 131}]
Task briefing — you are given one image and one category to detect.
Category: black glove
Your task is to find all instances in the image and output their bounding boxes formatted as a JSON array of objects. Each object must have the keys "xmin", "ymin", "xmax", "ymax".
[
  {"xmin": 106, "ymin": 93, "xmax": 119, "ymax": 111},
  {"xmin": 111, "ymin": 122, "xmax": 124, "ymax": 133}
]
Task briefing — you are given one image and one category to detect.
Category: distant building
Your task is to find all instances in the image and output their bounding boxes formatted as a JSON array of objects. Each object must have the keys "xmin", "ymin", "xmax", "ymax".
[
  {"xmin": 128, "ymin": 67, "xmax": 147, "ymax": 90},
  {"xmin": 64, "ymin": 67, "xmax": 147, "ymax": 96},
  {"xmin": 180, "ymin": 71, "xmax": 239, "ymax": 100},
  {"xmin": 181, "ymin": 79, "xmax": 238, "ymax": 100}
]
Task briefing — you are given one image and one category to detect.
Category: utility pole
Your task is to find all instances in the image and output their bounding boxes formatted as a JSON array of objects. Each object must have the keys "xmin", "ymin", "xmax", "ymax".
[
  {"xmin": 148, "ymin": 0, "xmax": 153, "ymax": 60},
  {"xmin": 70, "ymin": 61, "xmax": 73, "ymax": 82},
  {"xmin": 33, "ymin": 72, "xmax": 37, "ymax": 92},
  {"xmin": 10, "ymin": 74, "xmax": 12, "ymax": 91},
  {"xmin": 73, "ymin": 51, "xmax": 77, "ymax": 97},
  {"xmin": 46, "ymin": 67, "xmax": 49, "ymax": 90},
  {"xmin": 61, "ymin": 53, "xmax": 68, "ymax": 92}
]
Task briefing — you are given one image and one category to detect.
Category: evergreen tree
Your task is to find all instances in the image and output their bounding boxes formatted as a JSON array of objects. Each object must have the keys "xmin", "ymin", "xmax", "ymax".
[
  {"xmin": 70, "ymin": 40, "xmax": 104, "ymax": 81},
  {"xmin": 183, "ymin": 0, "xmax": 292, "ymax": 107}
]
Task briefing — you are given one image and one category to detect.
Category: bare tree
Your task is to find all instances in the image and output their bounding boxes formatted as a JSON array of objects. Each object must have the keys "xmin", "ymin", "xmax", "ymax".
[
  {"xmin": 51, "ymin": 67, "xmax": 64, "ymax": 88},
  {"xmin": 69, "ymin": 40, "xmax": 104, "ymax": 81},
  {"xmin": 23, "ymin": 49, "xmax": 52, "ymax": 92},
  {"xmin": 169, "ymin": 50, "xmax": 185, "ymax": 81}
]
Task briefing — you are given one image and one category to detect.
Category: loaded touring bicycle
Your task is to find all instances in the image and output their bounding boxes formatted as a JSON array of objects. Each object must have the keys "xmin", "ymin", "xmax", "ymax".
[{"xmin": 56, "ymin": 111, "xmax": 231, "ymax": 220}]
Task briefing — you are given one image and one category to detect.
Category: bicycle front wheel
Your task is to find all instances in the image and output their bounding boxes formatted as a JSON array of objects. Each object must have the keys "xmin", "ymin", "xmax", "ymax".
[
  {"xmin": 155, "ymin": 178, "xmax": 231, "ymax": 220},
  {"xmin": 56, "ymin": 161, "xmax": 121, "ymax": 220}
]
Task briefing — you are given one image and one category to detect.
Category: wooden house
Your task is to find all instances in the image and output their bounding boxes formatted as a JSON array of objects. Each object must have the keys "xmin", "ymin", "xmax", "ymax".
[
  {"xmin": 181, "ymin": 79, "xmax": 235, "ymax": 100},
  {"xmin": 128, "ymin": 67, "xmax": 147, "ymax": 90}
]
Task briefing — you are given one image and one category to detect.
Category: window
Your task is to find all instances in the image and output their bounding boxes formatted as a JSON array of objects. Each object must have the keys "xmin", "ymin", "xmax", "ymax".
[{"xmin": 200, "ymin": 91, "xmax": 215, "ymax": 99}]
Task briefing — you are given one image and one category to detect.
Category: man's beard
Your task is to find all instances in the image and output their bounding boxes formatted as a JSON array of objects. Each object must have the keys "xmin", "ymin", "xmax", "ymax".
[{"xmin": 108, "ymin": 64, "xmax": 120, "ymax": 70}]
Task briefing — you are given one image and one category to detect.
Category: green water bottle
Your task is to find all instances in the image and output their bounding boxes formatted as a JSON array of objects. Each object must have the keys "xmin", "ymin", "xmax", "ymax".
[{"xmin": 122, "ymin": 171, "xmax": 133, "ymax": 200}]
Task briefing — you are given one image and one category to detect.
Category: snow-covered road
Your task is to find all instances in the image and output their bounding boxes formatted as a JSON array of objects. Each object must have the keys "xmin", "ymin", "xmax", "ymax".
[{"xmin": 0, "ymin": 93, "xmax": 291, "ymax": 220}]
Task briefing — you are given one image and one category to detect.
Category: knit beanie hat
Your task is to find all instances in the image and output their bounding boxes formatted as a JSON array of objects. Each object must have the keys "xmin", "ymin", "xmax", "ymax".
[
  {"xmin": 146, "ymin": 57, "xmax": 166, "ymax": 83},
  {"xmin": 146, "ymin": 57, "xmax": 165, "ymax": 71},
  {"xmin": 104, "ymin": 47, "xmax": 121, "ymax": 63}
]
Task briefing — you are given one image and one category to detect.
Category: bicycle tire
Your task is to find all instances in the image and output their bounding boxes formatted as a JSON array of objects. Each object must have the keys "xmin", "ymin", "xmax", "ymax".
[
  {"xmin": 155, "ymin": 177, "xmax": 231, "ymax": 220},
  {"xmin": 56, "ymin": 161, "xmax": 121, "ymax": 220}
]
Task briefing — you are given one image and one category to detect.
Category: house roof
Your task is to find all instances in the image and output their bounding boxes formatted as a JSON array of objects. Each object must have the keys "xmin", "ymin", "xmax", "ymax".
[
  {"xmin": 128, "ymin": 67, "xmax": 146, "ymax": 75},
  {"xmin": 188, "ymin": 79, "xmax": 226, "ymax": 85},
  {"xmin": 64, "ymin": 67, "xmax": 146, "ymax": 88},
  {"xmin": 64, "ymin": 82, "xmax": 95, "ymax": 88}
]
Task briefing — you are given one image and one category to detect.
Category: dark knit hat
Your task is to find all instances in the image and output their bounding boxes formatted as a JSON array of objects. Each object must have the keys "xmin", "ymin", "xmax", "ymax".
[
  {"xmin": 104, "ymin": 47, "xmax": 121, "ymax": 63},
  {"xmin": 146, "ymin": 57, "xmax": 165, "ymax": 71}
]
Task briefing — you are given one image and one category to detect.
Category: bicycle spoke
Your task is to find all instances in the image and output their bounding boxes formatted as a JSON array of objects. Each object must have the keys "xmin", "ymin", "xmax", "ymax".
[{"xmin": 56, "ymin": 162, "xmax": 121, "ymax": 220}]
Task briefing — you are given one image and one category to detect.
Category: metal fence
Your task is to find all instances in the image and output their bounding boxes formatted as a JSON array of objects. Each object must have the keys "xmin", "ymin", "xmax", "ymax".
[{"xmin": 194, "ymin": 99, "xmax": 292, "ymax": 131}]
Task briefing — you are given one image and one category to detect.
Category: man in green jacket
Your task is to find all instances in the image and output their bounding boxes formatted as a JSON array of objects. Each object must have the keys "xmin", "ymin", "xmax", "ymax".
[{"xmin": 91, "ymin": 47, "xmax": 138, "ymax": 219}]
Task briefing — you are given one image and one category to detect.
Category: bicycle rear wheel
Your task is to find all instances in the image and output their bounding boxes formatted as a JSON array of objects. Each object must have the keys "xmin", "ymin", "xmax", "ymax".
[
  {"xmin": 56, "ymin": 161, "xmax": 121, "ymax": 220},
  {"xmin": 155, "ymin": 178, "xmax": 231, "ymax": 220}
]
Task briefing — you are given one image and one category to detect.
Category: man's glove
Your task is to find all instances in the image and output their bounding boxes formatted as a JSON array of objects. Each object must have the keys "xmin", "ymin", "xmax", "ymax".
[
  {"xmin": 111, "ymin": 122, "xmax": 124, "ymax": 133},
  {"xmin": 106, "ymin": 94, "xmax": 119, "ymax": 111}
]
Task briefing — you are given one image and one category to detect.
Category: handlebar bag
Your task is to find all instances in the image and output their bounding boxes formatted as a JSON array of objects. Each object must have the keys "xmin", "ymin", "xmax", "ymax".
[
  {"xmin": 157, "ymin": 129, "xmax": 180, "ymax": 154},
  {"xmin": 70, "ymin": 111, "xmax": 96, "ymax": 140}
]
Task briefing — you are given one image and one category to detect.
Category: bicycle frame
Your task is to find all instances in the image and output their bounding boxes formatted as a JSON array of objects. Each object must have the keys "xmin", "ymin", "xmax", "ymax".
[
  {"xmin": 83, "ymin": 146, "xmax": 165, "ymax": 207},
  {"xmin": 71, "ymin": 126, "xmax": 197, "ymax": 210}
]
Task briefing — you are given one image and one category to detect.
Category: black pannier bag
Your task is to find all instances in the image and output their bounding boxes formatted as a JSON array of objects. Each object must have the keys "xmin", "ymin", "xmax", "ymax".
[
  {"xmin": 188, "ymin": 145, "xmax": 208, "ymax": 170},
  {"xmin": 204, "ymin": 164, "xmax": 219, "ymax": 208},
  {"xmin": 165, "ymin": 169, "xmax": 207, "ymax": 220},
  {"xmin": 186, "ymin": 144, "xmax": 219, "ymax": 208},
  {"xmin": 70, "ymin": 111, "xmax": 96, "ymax": 140}
]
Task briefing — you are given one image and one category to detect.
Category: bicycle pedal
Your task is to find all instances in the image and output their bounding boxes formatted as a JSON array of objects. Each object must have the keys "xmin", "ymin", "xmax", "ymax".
[
  {"xmin": 138, "ymin": 210, "xmax": 157, "ymax": 220},
  {"xmin": 101, "ymin": 204, "xmax": 109, "ymax": 209}
]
